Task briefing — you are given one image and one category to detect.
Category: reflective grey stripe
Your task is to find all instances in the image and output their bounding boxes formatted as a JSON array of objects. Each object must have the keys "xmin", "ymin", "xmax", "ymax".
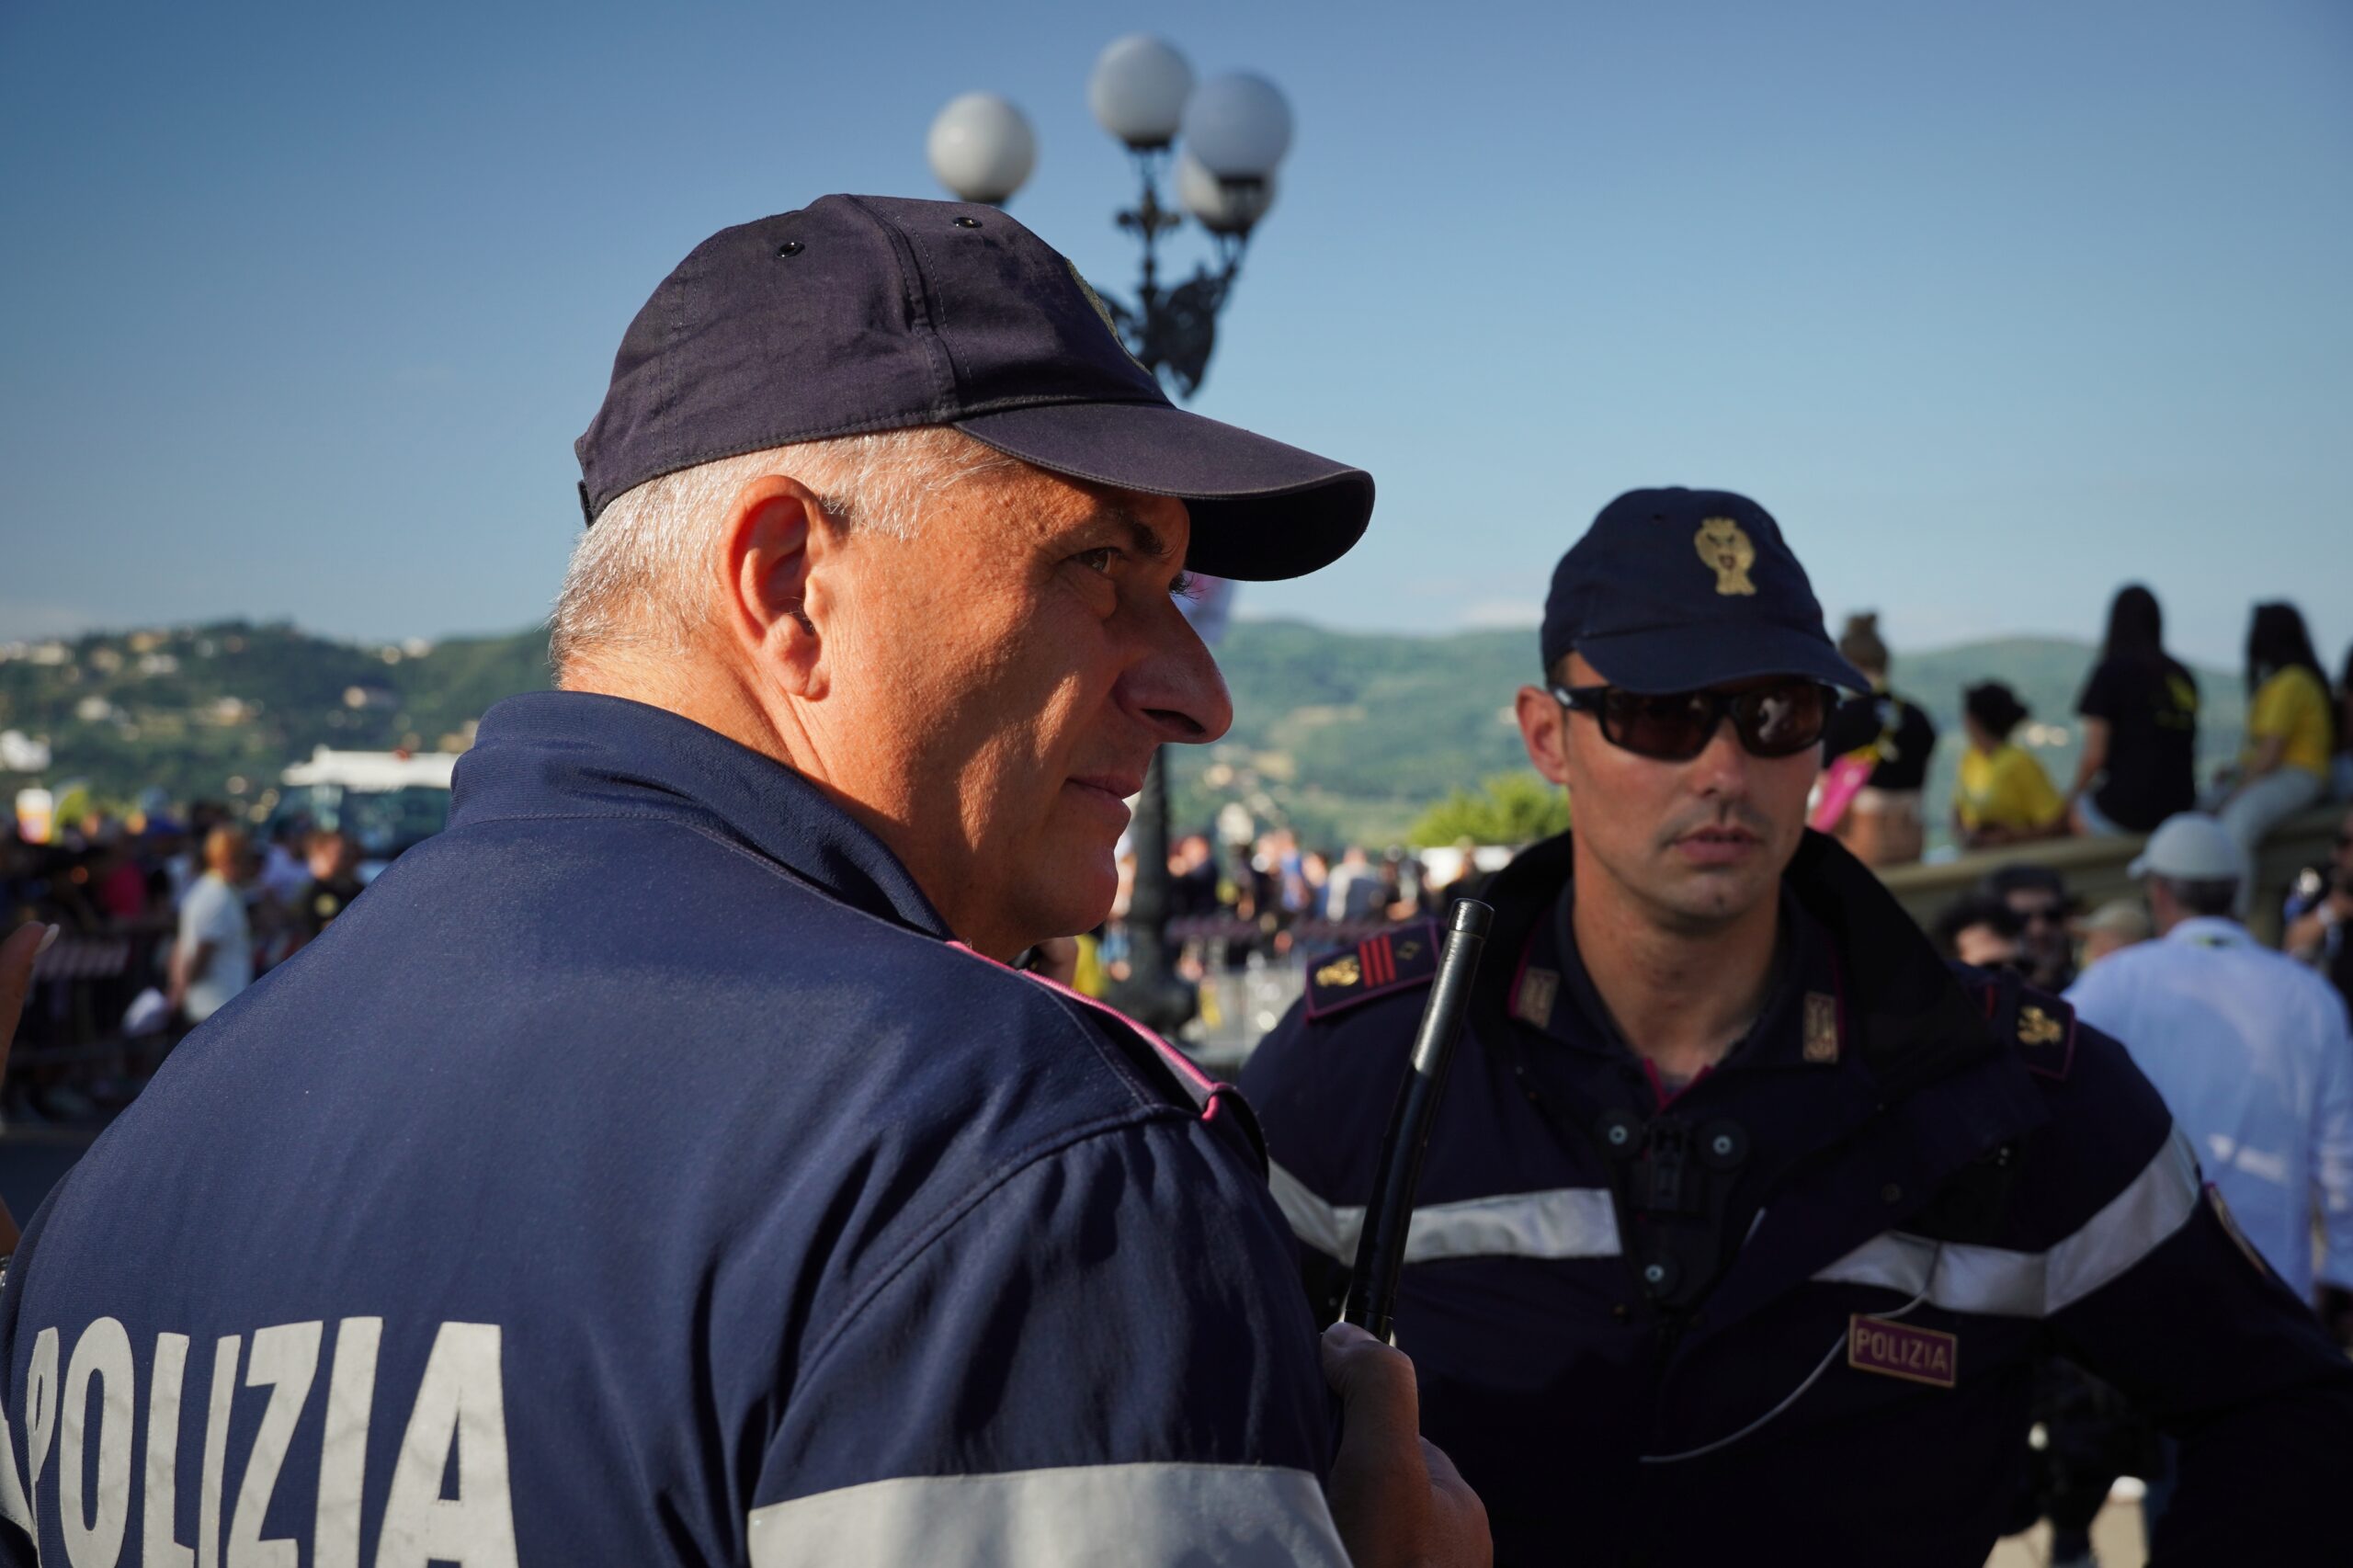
[
  {"xmin": 1812, "ymin": 1124, "xmax": 2201, "ymax": 1317},
  {"xmin": 745, "ymin": 1462, "xmax": 1347, "ymax": 1568},
  {"xmin": 1266, "ymin": 1163, "xmax": 1353, "ymax": 1262},
  {"xmin": 1267, "ymin": 1161, "xmax": 1621, "ymax": 1266}
]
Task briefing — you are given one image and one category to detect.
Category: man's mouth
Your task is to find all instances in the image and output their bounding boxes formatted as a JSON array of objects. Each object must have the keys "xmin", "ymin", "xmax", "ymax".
[
  {"xmin": 1068, "ymin": 772, "xmax": 1145, "ymax": 801},
  {"xmin": 1673, "ymin": 824, "xmax": 1760, "ymax": 864}
]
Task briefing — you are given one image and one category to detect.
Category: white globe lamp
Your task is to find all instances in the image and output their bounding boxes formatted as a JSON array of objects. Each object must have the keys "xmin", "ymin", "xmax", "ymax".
[
  {"xmin": 1176, "ymin": 151, "xmax": 1276, "ymax": 235},
  {"xmin": 926, "ymin": 93, "xmax": 1037, "ymax": 205},
  {"xmin": 1179, "ymin": 72, "xmax": 1292, "ymax": 181},
  {"xmin": 1088, "ymin": 36, "xmax": 1194, "ymax": 150}
]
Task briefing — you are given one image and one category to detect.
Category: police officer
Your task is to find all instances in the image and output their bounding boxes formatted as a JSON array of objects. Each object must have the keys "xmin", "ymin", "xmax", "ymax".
[
  {"xmin": 0, "ymin": 198, "xmax": 1485, "ymax": 1568},
  {"xmin": 1244, "ymin": 488, "xmax": 2353, "ymax": 1566}
]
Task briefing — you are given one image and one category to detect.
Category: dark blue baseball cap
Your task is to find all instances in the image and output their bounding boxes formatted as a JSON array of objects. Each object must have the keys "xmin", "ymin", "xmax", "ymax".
[
  {"xmin": 1540, "ymin": 488, "xmax": 1867, "ymax": 694},
  {"xmin": 574, "ymin": 194, "xmax": 1372, "ymax": 582}
]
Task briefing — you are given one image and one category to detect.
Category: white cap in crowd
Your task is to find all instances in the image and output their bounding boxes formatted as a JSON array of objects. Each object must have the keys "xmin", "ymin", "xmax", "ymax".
[
  {"xmin": 2128, "ymin": 812, "xmax": 2248, "ymax": 884},
  {"xmin": 2082, "ymin": 898, "xmax": 2154, "ymax": 942}
]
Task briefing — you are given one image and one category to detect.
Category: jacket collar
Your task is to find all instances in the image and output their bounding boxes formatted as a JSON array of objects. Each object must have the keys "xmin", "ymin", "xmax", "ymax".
[
  {"xmin": 2165, "ymin": 915, "xmax": 2252, "ymax": 948},
  {"xmin": 450, "ymin": 691, "xmax": 953, "ymax": 940},
  {"xmin": 1780, "ymin": 830, "xmax": 2010, "ymax": 1099},
  {"xmin": 1518, "ymin": 874, "xmax": 1833, "ymax": 1075}
]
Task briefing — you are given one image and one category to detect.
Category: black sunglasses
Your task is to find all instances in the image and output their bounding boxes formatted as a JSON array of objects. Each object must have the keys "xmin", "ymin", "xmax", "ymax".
[{"xmin": 1550, "ymin": 679, "xmax": 1836, "ymax": 762}]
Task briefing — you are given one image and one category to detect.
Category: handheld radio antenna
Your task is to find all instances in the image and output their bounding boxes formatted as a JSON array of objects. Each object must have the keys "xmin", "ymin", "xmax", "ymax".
[{"xmin": 1340, "ymin": 897, "xmax": 1494, "ymax": 1340}]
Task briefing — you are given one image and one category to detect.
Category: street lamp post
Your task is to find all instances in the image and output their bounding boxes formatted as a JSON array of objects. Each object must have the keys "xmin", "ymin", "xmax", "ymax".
[
  {"xmin": 926, "ymin": 38, "xmax": 1290, "ymax": 393},
  {"xmin": 929, "ymin": 37, "xmax": 1296, "ymax": 1034}
]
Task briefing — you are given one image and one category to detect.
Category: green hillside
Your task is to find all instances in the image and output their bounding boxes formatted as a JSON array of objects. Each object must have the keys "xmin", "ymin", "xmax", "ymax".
[
  {"xmin": 0, "ymin": 618, "xmax": 2248, "ymax": 848},
  {"xmin": 1165, "ymin": 621, "xmax": 1534, "ymax": 846},
  {"xmin": 0, "ymin": 621, "xmax": 551, "ymax": 812}
]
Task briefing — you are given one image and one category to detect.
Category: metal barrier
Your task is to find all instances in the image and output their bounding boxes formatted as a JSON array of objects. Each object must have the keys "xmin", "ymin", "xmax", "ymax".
[{"xmin": 8, "ymin": 919, "xmax": 176, "ymax": 1121}]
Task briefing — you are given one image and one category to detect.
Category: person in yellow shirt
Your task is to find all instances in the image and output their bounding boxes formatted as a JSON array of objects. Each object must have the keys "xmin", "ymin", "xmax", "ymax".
[
  {"xmin": 1954, "ymin": 680, "xmax": 2068, "ymax": 848},
  {"xmin": 2212, "ymin": 602, "xmax": 2335, "ymax": 877}
]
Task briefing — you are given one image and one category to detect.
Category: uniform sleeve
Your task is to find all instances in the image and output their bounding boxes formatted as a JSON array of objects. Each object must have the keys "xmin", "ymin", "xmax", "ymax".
[
  {"xmin": 744, "ymin": 1119, "xmax": 1346, "ymax": 1568},
  {"xmin": 2035, "ymin": 1031, "xmax": 2353, "ymax": 1562},
  {"xmin": 1240, "ymin": 1001, "xmax": 1377, "ymax": 1325}
]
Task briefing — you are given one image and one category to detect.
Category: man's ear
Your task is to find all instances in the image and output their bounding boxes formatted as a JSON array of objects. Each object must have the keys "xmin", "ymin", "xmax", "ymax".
[
  {"xmin": 1517, "ymin": 684, "xmax": 1573, "ymax": 787},
  {"xmin": 722, "ymin": 473, "xmax": 833, "ymax": 699}
]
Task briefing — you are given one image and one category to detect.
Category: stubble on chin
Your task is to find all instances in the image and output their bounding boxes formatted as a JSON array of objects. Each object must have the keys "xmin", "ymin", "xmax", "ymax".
[{"xmin": 1649, "ymin": 840, "xmax": 1787, "ymax": 932}]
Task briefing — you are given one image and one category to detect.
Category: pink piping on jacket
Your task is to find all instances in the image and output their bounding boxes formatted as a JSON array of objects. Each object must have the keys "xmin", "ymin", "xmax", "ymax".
[{"xmin": 946, "ymin": 941, "xmax": 1226, "ymax": 1120}]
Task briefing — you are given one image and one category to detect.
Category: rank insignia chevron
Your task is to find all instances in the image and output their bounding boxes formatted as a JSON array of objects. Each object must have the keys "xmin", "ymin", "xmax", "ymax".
[{"xmin": 1304, "ymin": 920, "xmax": 1443, "ymax": 1021}]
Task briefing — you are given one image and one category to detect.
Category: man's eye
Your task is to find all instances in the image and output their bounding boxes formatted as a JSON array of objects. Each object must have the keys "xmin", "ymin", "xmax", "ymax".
[{"xmin": 1072, "ymin": 548, "xmax": 1120, "ymax": 575}]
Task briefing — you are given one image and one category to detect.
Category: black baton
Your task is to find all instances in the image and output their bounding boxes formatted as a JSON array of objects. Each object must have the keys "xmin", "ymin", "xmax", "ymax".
[{"xmin": 1340, "ymin": 896, "xmax": 1494, "ymax": 1341}]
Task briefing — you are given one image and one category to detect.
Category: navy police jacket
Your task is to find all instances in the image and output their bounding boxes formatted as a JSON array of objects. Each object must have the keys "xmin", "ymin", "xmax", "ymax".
[
  {"xmin": 1245, "ymin": 830, "xmax": 2353, "ymax": 1567},
  {"xmin": 0, "ymin": 693, "xmax": 1346, "ymax": 1567}
]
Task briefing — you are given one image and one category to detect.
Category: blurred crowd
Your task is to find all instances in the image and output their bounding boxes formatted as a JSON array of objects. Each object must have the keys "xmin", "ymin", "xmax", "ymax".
[
  {"xmin": 1, "ymin": 803, "xmax": 361, "ymax": 1121},
  {"xmin": 1925, "ymin": 808, "xmax": 2353, "ymax": 1020},
  {"xmin": 1820, "ymin": 590, "xmax": 2352, "ymax": 882},
  {"xmin": 1068, "ymin": 828, "xmax": 1477, "ymax": 998}
]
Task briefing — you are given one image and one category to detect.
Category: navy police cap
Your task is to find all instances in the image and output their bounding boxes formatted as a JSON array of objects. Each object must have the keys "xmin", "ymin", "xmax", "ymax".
[
  {"xmin": 1540, "ymin": 488, "xmax": 1867, "ymax": 694},
  {"xmin": 575, "ymin": 194, "xmax": 1372, "ymax": 582}
]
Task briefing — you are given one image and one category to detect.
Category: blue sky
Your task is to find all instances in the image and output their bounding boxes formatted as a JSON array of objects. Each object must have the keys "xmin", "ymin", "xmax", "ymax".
[{"xmin": 3, "ymin": 0, "xmax": 2347, "ymax": 670}]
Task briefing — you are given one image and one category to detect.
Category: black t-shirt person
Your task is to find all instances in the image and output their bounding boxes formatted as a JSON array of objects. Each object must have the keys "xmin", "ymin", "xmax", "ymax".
[
  {"xmin": 2076, "ymin": 654, "xmax": 2199, "ymax": 831},
  {"xmin": 1824, "ymin": 688, "xmax": 1939, "ymax": 790},
  {"xmin": 299, "ymin": 872, "xmax": 366, "ymax": 940}
]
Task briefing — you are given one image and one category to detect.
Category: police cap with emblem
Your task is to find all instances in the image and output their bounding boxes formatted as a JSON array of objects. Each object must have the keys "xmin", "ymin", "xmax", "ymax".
[
  {"xmin": 1540, "ymin": 488, "xmax": 1868, "ymax": 693},
  {"xmin": 574, "ymin": 194, "xmax": 1372, "ymax": 581}
]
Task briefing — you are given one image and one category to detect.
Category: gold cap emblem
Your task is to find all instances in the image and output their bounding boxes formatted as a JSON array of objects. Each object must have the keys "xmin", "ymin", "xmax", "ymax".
[{"xmin": 1695, "ymin": 517, "xmax": 1758, "ymax": 596}]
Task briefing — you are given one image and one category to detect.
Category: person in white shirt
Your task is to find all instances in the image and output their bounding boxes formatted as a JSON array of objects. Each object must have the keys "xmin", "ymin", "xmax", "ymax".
[
  {"xmin": 2067, "ymin": 812, "xmax": 2353, "ymax": 1322},
  {"xmin": 170, "ymin": 824, "xmax": 256, "ymax": 1023},
  {"xmin": 1324, "ymin": 845, "xmax": 1384, "ymax": 924}
]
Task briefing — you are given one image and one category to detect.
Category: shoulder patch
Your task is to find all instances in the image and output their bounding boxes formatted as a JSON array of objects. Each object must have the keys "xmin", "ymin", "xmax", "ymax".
[
  {"xmin": 1972, "ymin": 970, "xmax": 2076, "ymax": 1080},
  {"xmin": 1304, "ymin": 920, "xmax": 1441, "ymax": 1021}
]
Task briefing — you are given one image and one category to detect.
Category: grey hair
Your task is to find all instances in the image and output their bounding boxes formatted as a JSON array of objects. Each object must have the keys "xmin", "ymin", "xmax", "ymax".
[
  {"xmin": 550, "ymin": 426, "xmax": 1019, "ymax": 678},
  {"xmin": 2155, "ymin": 875, "xmax": 2239, "ymax": 918}
]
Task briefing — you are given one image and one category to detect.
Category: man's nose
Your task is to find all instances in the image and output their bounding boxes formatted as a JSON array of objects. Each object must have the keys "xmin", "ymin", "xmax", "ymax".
[
  {"xmin": 1688, "ymin": 714, "xmax": 1752, "ymax": 795},
  {"xmin": 1120, "ymin": 596, "xmax": 1233, "ymax": 746}
]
